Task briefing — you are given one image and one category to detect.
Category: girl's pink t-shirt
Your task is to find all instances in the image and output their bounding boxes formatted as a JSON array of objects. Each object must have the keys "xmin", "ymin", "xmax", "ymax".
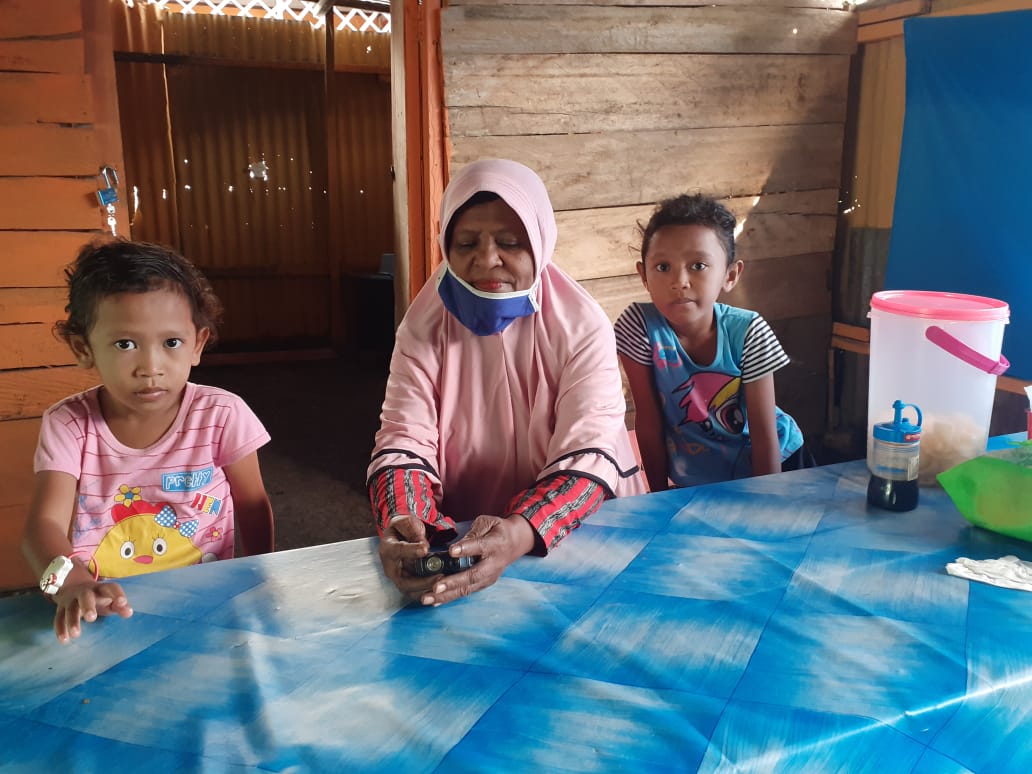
[{"xmin": 34, "ymin": 383, "xmax": 270, "ymax": 578}]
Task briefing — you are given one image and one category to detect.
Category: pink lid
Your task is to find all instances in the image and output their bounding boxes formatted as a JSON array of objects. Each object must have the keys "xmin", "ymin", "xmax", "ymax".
[{"xmin": 870, "ymin": 290, "xmax": 1010, "ymax": 322}]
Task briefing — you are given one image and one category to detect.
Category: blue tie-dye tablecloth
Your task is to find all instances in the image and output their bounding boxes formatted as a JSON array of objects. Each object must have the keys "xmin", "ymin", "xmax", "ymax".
[{"xmin": 2, "ymin": 457, "xmax": 1031, "ymax": 773}]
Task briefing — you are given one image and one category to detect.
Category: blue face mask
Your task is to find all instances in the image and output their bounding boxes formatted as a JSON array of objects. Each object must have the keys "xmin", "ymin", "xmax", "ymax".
[{"xmin": 437, "ymin": 266, "xmax": 539, "ymax": 336}]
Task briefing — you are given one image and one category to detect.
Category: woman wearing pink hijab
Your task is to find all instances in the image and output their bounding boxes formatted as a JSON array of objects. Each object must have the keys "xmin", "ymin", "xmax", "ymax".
[{"xmin": 368, "ymin": 159, "xmax": 645, "ymax": 606}]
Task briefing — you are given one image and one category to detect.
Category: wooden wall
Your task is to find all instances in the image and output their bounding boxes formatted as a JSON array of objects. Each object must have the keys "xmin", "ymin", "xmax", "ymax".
[
  {"xmin": 441, "ymin": 0, "xmax": 857, "ymax": 440},
  {"xmin": 0, "ymin": 0, "xmax": 126, "ymax": 590}
]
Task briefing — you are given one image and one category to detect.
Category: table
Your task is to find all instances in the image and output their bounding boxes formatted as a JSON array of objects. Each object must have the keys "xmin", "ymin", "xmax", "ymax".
[{"xmin": 2, "ymin": 455, "xmax": 1031, "ymax": 772}]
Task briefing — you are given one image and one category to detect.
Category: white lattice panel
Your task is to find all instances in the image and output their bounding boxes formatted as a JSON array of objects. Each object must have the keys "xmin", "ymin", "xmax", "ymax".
[{"xmin": 126, "ymin": 0, "xmax": 391, "ymax": 33}]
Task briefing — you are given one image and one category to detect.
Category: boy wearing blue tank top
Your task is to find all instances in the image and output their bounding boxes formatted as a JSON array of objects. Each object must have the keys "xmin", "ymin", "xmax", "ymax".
[{"xmin": 614, "ymin": 194, "xmax": 808, "ymax": 491}]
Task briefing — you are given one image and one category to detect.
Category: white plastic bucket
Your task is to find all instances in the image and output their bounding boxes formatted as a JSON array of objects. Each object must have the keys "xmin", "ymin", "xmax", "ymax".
[{"xmin": 867, "ymin": 290, "xmax": 1010, "ymax": 485}]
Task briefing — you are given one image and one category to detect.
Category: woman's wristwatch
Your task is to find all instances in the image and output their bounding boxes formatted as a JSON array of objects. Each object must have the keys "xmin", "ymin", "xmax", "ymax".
[{"xmin": 39, "ymin": 555, "xmax": 75, "ymax": 596}]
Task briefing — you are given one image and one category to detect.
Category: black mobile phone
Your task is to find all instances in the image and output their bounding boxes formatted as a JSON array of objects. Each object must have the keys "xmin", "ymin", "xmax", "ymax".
[{"xmin": 408, "ymin": 550, "xmax": 478, "ymax": 577}]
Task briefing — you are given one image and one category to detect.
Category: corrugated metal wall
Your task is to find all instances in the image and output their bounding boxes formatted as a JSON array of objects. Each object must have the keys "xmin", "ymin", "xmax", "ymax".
[
  {"xmin": 167, "ymin": 66, "xmax": 327, "ymax": 272},
  {"xmin": 114, "ymin": 1, "xmax": 390, "ymax": 68},
  {"xmin": 116, "ymin": 61, "xmax": 179, "ymax": 247},
  {"xmin": 826, "ymin": 34, "xmax": 906, "ymax": 451},
  {"xmin": 836, "ymin": 36, "xmax": 905, "ymax": 328},
  {"xmin": 111, "ymin": 0, "xmax": 394, "ymax": 351},
  {"xmin": 332, "ymin": 72, "xmax": 394, "ymax": 279},
  {"xmin": 166, "ymin": 64, "xmax": 331, "ymax": 345}
]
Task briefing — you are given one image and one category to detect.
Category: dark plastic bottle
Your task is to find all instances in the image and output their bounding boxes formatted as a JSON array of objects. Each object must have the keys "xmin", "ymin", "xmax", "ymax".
[
  {"xmin": 867, "ymin": 400, "xmax": 922, "ymax": 513},
  {"xmin": 866, "ymin": 473, "xmax": 919, "ymax": 512}
]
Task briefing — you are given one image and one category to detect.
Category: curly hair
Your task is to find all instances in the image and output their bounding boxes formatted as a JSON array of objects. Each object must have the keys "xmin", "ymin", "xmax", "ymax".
[
  {"xmin": 55, "ymin": 239, "xmax": 223, "ymax": 348},
  {"xmin": 639, "ymin": 193, "xmax": 737, "ymax": 264}
]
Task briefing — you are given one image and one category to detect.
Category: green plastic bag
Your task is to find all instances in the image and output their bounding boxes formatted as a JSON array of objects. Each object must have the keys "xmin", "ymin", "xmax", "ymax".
[{"xmin": 938, "ymin": 441, "xmax": 1032, "ymax": 542}]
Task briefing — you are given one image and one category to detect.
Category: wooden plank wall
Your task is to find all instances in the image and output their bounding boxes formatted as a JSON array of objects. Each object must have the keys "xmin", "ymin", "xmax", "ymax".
[
  {"xmin": 442, "ymin": 0, "xmax": 857, "ymax": 440},
  {"xmin": 0, "ymin": 0, "xmax": 120, "ymax": 590}
]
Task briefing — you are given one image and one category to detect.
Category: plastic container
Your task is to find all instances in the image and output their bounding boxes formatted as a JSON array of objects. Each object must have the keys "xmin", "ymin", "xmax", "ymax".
[
  {"xmin": 867, "ymin": 400, "xmax": 922, "ymax": 511},
  {"xmin": 868, "ymin": 291, "xmax": 1009, "ymax": 485}
]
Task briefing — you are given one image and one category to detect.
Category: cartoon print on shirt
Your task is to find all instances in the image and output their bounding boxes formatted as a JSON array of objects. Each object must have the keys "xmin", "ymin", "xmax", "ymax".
[
  {"xmin": 188, "ymin": 492, "xmax": 226, "ymax": 563},
  {"xmin": 92, "ymin": 494, "xmax": 202, "ymax": 577},
  {"xmin": 114, "ymin": 483, "xmax": 143, "ymax": 509},
  {"xmin": 191, "ymin": 491, "xmax": 223, "ymax": 515},
  {"xmin": 675, "ymin": 372, "xmax": 745, "ymax": 438}
]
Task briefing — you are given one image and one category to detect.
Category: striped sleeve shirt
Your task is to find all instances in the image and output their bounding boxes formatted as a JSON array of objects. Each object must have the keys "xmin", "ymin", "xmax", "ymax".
[
  {"xmin": 614, "ymin": 303, "xmax": 789, "ymax": 382},
  {"xmin": 614, "ymin": 303, "xmax": 652, "ymax": 366},
  {"xmin": 369, "ymin": 468, "xmax": 604, "ymax": 555},
  {"xmin": 739, "ymin": 315, "xmax": 790, "ymax": 383},
  {"xmin": 369, "ymin": 467, "xmax": 456, "ymax": 543},
  {"xmin": 505, "ymin": 472, "xmax": 605, "ymax": 555}
]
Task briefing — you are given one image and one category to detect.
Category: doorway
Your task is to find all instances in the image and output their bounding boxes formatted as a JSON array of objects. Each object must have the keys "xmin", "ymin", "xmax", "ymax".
[
  {"xmin": 112, "ymin": 0, "xmax": 395, "ymax": 357},
  {"xmin": 111, "ymin": 0, "xmax": 399, "ymax": 547}
]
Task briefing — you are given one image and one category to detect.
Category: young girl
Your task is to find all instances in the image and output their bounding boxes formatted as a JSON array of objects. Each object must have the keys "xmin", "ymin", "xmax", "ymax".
[
  {"xmin": 22, "ymin": 240, "xmax": 274, "ymax": 643},
  {"xmin": 615, "ymin": 193, "xmax": 807, "ymax": 491}
]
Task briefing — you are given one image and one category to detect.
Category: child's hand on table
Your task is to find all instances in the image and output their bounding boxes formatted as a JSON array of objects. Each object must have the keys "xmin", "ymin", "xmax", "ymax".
[{"xmin": 52, "ymin": 580, "xmax": 133, "ymax": 644}]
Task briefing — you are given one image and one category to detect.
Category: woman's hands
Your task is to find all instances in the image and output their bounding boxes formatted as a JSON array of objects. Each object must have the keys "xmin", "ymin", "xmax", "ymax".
[
  {"xmin": 51, "ymin": 580, "xmax": 133, "ymax": 644},
  {"xmin": 378, "ymin": 515, "xmax": 439, "ymax": 600},
  {"xmin": 378, "ymin": 513, "xmax": 536, "ymax": 605},
  {"xmin": 419, "ymin": 514, "xmax": 535, "ymax": 606}
]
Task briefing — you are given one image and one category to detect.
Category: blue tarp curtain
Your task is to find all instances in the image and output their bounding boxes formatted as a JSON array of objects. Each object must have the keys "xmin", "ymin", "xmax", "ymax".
[{"xmin": 888, "ymin": 10, "xmax": 1032, "ymax": 379}]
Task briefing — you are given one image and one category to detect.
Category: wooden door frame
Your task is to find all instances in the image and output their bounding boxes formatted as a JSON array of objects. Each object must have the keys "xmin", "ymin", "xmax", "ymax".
[
  {"xmin": 84, "ymin": 0, "xmax": 130, "ymax": 239},
  {"xmin": 315, "ymin": 0, "xmax": 451, "ymax": 314},
  {"xmin": 392, "ymin": 0, "xmax": 448, "ymax": 307}
]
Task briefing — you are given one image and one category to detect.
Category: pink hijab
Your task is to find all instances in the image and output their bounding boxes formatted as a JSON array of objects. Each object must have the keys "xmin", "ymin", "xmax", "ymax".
[{"xmin": 368, "ymin": 159, "xmax": 644, "ymax": 521}]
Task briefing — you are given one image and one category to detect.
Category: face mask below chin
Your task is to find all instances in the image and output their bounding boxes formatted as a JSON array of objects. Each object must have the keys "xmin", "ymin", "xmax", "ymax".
[{"xmin": 437, "ymin": 266, "xmax": 539, "ymax": 336}]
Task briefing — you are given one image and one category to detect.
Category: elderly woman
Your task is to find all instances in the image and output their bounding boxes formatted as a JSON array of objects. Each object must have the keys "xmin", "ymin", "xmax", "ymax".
[{"xmin": 368, "ymin": 159, "xmax": 645, "ymax": 606}]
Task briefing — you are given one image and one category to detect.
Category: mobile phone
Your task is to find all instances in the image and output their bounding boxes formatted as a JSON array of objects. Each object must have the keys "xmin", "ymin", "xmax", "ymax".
[{"xmin": 408, "ymin": 550, "xmax": 478, "ymax": 577}]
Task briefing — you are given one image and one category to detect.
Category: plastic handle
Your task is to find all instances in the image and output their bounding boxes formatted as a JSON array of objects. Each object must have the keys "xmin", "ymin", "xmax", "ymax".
[{"xmin": 925, "ymin": 325, "xmax": 1010, "ymax": 376}]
